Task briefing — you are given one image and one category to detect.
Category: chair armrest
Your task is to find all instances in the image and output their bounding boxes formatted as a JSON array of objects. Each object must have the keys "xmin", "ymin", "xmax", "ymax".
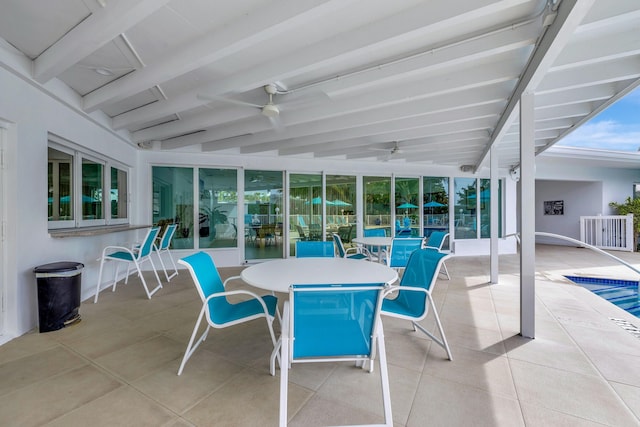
[
  {"xmin": 346, "ymin": 246, "xmax": 372, "ymax": 257},
  {"xmin": 222, "ymin": 275, "xmax": 245, "ymax": 288},
  {"xmin": 203, "ymin": 289, "xmax": 275, "ymax": 317},
  {"xmin": 383, "ymin": 285, "xmax": 431, "ymax": 299},
  {"xmin": 102, "ymin": 245, "xmax": 135, "ymax": 256}
]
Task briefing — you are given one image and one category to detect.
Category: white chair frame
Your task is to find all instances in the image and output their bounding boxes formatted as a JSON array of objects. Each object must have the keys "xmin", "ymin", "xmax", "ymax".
[{"xmin": 94, "ymin": 227, "xmax": 163, "ymax": 303}]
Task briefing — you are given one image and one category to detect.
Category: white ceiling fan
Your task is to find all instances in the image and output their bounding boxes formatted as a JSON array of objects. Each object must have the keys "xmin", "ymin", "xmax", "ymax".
[
  {"xmin": 198, "ymin": 83, "xmax": 331, "ymax": 131},
  {"xmin": 197, "ymin": 83, "xmax": 289, "ymax": 130},
  {"xmin": 368, "ymin": 141, "xmax": 404, "ymax": 161}
]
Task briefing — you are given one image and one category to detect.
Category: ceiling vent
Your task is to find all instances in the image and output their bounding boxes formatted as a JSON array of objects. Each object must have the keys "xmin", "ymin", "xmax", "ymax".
[{"xmin": 459, "ymin": 165, "xmax": 474, "ymax": 173}]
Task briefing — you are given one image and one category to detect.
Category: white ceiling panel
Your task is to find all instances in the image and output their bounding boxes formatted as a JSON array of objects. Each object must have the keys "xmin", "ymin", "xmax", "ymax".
[{"xmin": 0, "ymin": 0, "xmax": 638, "ymax": 170}]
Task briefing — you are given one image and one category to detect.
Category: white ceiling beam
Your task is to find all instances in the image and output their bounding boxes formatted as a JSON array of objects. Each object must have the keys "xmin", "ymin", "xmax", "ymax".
[
  {"xmin": 534, "ymin": 83, "xmax": 614, "ymax": 107},
  {"xmin": 239, "ymin": 116, "xmax": 497, "ymax": 155},
  {"xmin": 34, "ymin": 0, "xmax": 170, "ymax": 83},
  {"xmin": 83, "ymin": 0, "xmax": 353, "ymax": 112},
  {"xmin": 535, "ymin": 103, "xmax": 591, "ymax": 120},
  {"xmin": 288, "ymin": 131, "xmax": 489, "ymax": 157},
  {"xmin": 474, "ymin": 0, "xmax": 596, "ymax": 171},
  {"xmin": 317, "ymin": 20, "xmax": 540, "ymax": 98},
  {"xmin": 240, "ymin": 106, "xmax": 499, "ymax": 155},
  {"xmin": 537, "ymin": 56, "xmax": 640, "ymax": 93},
  {"xmin": 240, "ymin": 103, "xmax": 503, "ymax": 154},
  {"xmin": 133, "ymin": 106, "xmax": 259, "ymax": 143},
  {"xmin": 113, "ymin": 0, "xmax": 526, "ymax": 129},
  {"xmin": 194, "ymin": 0, "xmax": 523, "ymax": 99},
  {"xmin": 550, "ymin": 28, "xmax": 640, "ymax": 71},
  {"xmin": 182, "ymin": 60, "xmax": 520, "ymax": 149}
]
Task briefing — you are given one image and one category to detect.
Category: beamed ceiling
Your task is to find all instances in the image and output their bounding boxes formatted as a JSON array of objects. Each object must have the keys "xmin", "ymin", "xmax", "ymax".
[{"xmin": 1, "ymin": 0, "xmax": 639, "ymax": 171}]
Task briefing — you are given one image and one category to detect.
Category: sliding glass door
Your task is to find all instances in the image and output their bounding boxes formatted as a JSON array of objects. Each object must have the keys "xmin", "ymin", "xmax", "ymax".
[{"xmin": 244, "ymin": 170, "xmax": 284, "ymax": 262}]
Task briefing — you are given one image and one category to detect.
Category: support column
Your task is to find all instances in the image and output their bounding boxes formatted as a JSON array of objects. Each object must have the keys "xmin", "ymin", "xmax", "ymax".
[
  {"xmin": 520, "ymin": 92, "xmax": 535, "ymax": 338},
  {"xmin": 490, "ymin": 147, "xmax": 499, "ymax": 284}
]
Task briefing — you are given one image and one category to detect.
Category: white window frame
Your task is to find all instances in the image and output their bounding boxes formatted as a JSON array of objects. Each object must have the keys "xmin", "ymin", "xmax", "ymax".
[{"xmin": 48, "ymin": 135, "xmax": 130, "ymax": 230}]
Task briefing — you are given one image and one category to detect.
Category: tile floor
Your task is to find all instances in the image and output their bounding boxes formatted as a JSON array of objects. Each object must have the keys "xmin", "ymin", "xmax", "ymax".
[{"xmin": 2, "ymin": 245, "xmax": 640, "ymax": 426}]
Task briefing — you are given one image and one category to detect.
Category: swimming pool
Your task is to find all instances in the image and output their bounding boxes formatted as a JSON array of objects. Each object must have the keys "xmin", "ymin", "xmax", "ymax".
[{"xmin": 565, "ymin": 276, "xmax": 640, "ymax": 317}]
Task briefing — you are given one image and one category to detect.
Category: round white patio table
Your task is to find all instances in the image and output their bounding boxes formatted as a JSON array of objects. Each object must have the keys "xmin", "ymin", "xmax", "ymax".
[
  {"xmin": 241, "ymin": 257, "xmax": 398, "ymax": 293},
  {"xmin": 352, "ymin": 236, "xmax": 393, "ymax": 263}
]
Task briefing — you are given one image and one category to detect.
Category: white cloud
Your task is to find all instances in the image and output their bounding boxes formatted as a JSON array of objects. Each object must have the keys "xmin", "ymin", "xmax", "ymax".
[{"xmin": 557, "ymin": 120, "xmax": 640, "ymax": 152}]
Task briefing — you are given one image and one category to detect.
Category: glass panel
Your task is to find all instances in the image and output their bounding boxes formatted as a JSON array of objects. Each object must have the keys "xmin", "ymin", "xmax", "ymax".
[
  {"xmin": 395, "ymin": 177, "xmax": 419, "ymax": 237},
  {"xmin": 48, "ymin": 147, "xmax": 73, "ymax": 221},
  {"xmin": 479, "ymin": 178, "xmax": 490, "ymax": 238},
  {"xmin": 199, "ymin": 168, "xmax": 238, "ymax": 249},
  {"xmin": 244, "ymin": 170, "xmax": 284, "ymax": 261},
  {"xmin": 152, "ymin": 166, "xmax": 194, "ymax": 249},
  {"xmin": 326, "ymin": 174, "xmax": 357, "ymax": 246},
  {"xmin": 290, "ymin": 173, "xmax": 323, "ymax": 257},
  {"xmin": 81, "ymin": 158, "xmax": 103, "ymax": 220},
  {"xmin": 454, "ymin": 177, "xmax": 476, "ymax": 239},
  {"xmin": 110, "ymin": 167, "xmax": 128, "ymax": 219},
  {"xmin": 423, "ymin": 176, "xmax": 449, "ymax": 240},
  {"xmin": 634, "ymin": 183, "xmax": 640, "ymax": 200},
  {"xmin": 363, "ymin": 176, "xmax": 391, "ymax": 236}
]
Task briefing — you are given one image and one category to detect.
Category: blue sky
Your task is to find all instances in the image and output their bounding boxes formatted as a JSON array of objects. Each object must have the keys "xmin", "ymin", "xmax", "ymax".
[{"xmin": 556, "ymin": 86, "xmax": 640, "ymax": 152}]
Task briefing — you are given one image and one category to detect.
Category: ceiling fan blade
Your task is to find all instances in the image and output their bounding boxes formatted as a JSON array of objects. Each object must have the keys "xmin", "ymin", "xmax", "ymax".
[
  {"xmin": 269, "ymin": 115, "xmax": 285, "ymax": 133},
  {"xmin": 277, "ymin": 89, "xmax": 331, "ymax": 110},
  {"xmin": 197, "ymin": 93, "xmax": 262, "ymax": 108}
]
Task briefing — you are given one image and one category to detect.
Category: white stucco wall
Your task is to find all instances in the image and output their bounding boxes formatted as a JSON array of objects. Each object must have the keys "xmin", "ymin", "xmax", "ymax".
[
  {"xmin": 535, "ymin": 180, "xmax": 602, "ymax": 244},
  {"xmin": 0, "ymin": 67, "xmax": 139, "ymax": 341},
  {"xmin": 535, "ymin": 155, "xmax": 640, "ymax": 246}
]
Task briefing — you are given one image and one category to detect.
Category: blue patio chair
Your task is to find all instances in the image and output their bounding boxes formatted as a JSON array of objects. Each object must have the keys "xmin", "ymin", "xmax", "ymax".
[
  {"xmin": 295, "ymin": 224, "xmax": 308, "ymax": 241},
  {"xmin": 364, "ymin": 228, "xmax": 387, "ymax": 262},
  {"xmin": 154, "ymin": 223, "xmax": 179, "ymax": 281},
  {"xmin": 297, "ymin": 215, "xmax": 307, "ymax": 228},
  {"xmin": 424, "ymin": 231, "xmax": 451, "ymax": 279},
  {"xmin": 385, "ymin": 238, "xmax": 423, "ymax": 271},
  {"xmin": 277, "ymin": 283, "xmax": 393, "ymax": 426},
  {"xmin": 94, "ymin": 227, "xmax": 163, "ymax": 303},
  {"xmin": 332, "ymin": 233, "xmax": 371, "ymax": 260},
  {"xmin": 295, "ymin": 241, "xmax": 335, "ymax": 258},
  {"xmin": 177, "ymin": 251, "xmax": 279, "ymax": 375},
  {"xmin": 381, "ymin": 249, "xmax": 453, "ymax": 360}
]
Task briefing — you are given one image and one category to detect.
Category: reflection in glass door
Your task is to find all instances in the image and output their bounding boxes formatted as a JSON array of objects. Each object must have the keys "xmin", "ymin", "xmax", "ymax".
[
  {"xmin": 244, "ymin": 170, "xmax": 284, "ymax": 262},
  {"xmin": 290, "ymin": 173, "xmax": 323, "ymax": 257},
  {"xmin": 326, "ymin": 174, "xmax": 357, "ymax": 248}
]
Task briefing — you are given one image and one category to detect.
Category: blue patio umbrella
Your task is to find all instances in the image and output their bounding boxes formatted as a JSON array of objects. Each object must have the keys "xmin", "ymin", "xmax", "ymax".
[
  {"xmin": 424, "ymin": 201, "xmax": 445, "ymax": 208},
  {"xmin": 305, "ymin": 197, "xmax": 334, "ymax": 205},
  {"xmin": 397, "ymin": 202, "xmax": 418, "ymax": 209},
  {"xmin": 331, "ymin": 199, "xmax": 352, "ymax": 206}
]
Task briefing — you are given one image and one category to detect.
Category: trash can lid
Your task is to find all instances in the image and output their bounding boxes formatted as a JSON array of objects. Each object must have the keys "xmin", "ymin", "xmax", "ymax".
[{"xmin": 34, "ymin": 262, "xmax": 84, "ymax": 274}]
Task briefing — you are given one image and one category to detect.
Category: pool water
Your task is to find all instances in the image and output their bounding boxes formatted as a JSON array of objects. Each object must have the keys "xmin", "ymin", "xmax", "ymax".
[{"xmin": 565, "ymin": 276, "xmax": 640, "ymax": 317}]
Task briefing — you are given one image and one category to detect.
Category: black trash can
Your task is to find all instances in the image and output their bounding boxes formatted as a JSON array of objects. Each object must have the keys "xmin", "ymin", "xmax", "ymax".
[{"xmin": 33, "ymin": 262, "xmax": 84, "ymax": 332}]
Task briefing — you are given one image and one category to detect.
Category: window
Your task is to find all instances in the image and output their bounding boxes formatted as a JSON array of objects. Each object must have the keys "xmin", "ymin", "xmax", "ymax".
[
  {"xmin": 199, "ymin": 168, "xmax": 238, "ymax": 249},
  {"xmin": 363, "ymin": 176, "xmax": 391, "ymax": 236},
  {"xmin": 394, "ymin": 177, "xmax": 419, "ymax": 237},
  {"xmin": 454, "ymin": 177, "xmax": 476, "ymax": 239},
  {"xmin": 290, "ymin": 173, "xmax": 323, "ymax": 255},
  {"xmin": 152, "ymin": 166, "xmax": 194, "ymax": 249},
  {"xmin": 48, "ymin": 147, "xmax": 74, "ymax": 226},
  {"xmin": 81, "ymin": 157, "xmax": 104, "ymax": 221},
  {"xmin": 110, "ymin": 166, "xmax": 128, "ymax": 220},
  {"xmin": 423, "ymin": 176, "xmax": 449, "ymax": 239},
  {"xmin": 326, "ymin": 174, "xmax": 357, "ymax": 245},
  {"xmin": 48, "ymin": 137, "xmax": 129, "ymax": 229}
]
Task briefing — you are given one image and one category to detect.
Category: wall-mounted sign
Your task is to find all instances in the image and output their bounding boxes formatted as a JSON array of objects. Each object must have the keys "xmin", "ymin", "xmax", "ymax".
[{"xmin": 544, "ymin": 200, "xmax": 564, "ymax": 216}]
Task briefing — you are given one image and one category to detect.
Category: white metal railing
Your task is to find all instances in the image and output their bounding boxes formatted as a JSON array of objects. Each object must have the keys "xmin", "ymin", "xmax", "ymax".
[
  {"xmin": 506, "ymin": 231, "xmax": 640, "ymax": 278},
  {"xmin": 580, "ymin": 214, "xmax": 634, "ymax": 252}
]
